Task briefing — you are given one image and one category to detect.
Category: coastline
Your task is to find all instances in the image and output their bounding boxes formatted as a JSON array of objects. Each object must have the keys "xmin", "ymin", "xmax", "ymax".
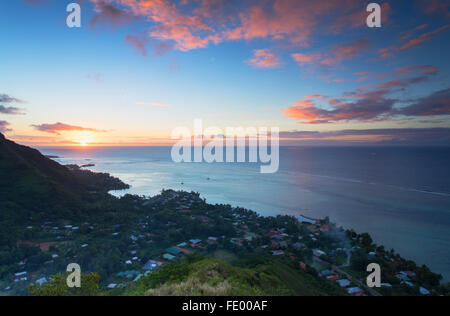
[{"xmin": 40, "ymin": 146, "xmax": 450, "ymax": 283}]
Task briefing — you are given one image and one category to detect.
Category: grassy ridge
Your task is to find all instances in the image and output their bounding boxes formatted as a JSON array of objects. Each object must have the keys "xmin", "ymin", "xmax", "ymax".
[{"xmin": 123, "ymin": 256, "xmax": 346, "ymax": 296}]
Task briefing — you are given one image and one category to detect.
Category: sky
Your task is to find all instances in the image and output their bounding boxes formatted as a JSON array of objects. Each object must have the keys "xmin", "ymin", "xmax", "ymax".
[{"xmin": 0, "ymin": 0, "xmax": 449, "ymax": 146}]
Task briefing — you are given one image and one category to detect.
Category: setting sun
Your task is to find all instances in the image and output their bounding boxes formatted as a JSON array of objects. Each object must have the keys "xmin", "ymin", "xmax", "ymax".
[{"xmin": 73, "ymin": 132, "xmax": 96, "ymax": 147}]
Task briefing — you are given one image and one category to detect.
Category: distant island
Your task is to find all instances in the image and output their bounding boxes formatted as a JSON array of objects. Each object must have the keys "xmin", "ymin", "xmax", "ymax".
[{"xmin": 0, "ymin": 133, "xmax": 448, "ymax": 296}]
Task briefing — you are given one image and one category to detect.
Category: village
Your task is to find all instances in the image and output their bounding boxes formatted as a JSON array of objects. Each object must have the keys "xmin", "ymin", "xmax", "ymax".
[{"xmin": 1, "ymin": 190, "xmax": 447, "ymax": 296}]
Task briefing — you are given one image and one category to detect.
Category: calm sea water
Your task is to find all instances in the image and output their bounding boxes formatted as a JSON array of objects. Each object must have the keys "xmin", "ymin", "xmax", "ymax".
[{"xmin": 38, "ymin": 146, "xmax": 450, "ymax": 282}]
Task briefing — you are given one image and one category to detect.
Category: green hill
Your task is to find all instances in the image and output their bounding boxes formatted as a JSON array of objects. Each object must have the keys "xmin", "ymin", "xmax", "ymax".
[
  {"xmin": 0, "ymin": 133, "xmax": 128, "ymax": 224},
  {"xmin": 123, "ymin": 256, "xmax": 346, "ymax": 296}
]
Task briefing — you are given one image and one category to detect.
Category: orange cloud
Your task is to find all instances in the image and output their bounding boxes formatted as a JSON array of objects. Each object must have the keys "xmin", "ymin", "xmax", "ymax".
[{"xmin": 32, "ymin": 122, "xmax": 107, "ymax": 135}]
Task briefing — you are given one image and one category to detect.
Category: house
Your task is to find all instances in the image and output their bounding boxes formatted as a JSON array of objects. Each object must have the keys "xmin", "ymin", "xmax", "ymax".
[
  {"xmin": 337, "ymin": 279, "xmax": 351, "ymax": 287},
  {"xmin": 163, "ymin": 254, "xmax": 176, "ymax": 261},
  {"xmin": 143, "ymin": 260, "xmax": 164, "ymax": 271},
  {"xmin": 313, "ymin": 249, "xmax": 327, "ymax": 257},
  {"xmin": 419, "ymin": 287, "xmax": 430, "ymax": 295},
  {"xmin": 395, "ymin": 274, "xmax": 410, "ymax": 281},
  {"xmin": 297, "ymin": 215, "xmax": 317, "ymax": 224},
  {"xmin": 117, "ymin": 270, "xmax": 140, "ymax": 279},
  {"xmin": 177, "ymin": 242, "xmax": 188, "ymax": 247},
  {"xmin": 347, "ymin": 287, "xmax": 363, "ymax": 295},
  {"xmin": 381, "ymin": 283, "xmax": 392, "ymax": 287},
  {"xmin": 293, "ymin": 242, "xmax": 305, "ymax": 249},
  {"xmin": 401, "ymin": 271, "xmax": 416, "ymax": 278},
  {"xmin": 272, "ymin": 250, "xmax": 285, "ymax": 256},
  {"xmin": 133, "ymin": 274, "xmax": 144, "ymax": 282},
  {"xmin": 230, "ymin": 238, "xmax": 243, "ymax": 246},
  {"xmin": 125, "ymin": 260, "xmax": 132, "ymax": 265},
  {"xmin": 189, "ymin": 239, "xmax": 202, "ymax": 245},
  {"xmin": 208, "ymin": 237, "xmax": 218, "ymax": 243},
  {"xmin": 166, "ymin": 248, "xmax": 183, "ymax": 256},
  {"xmin": 14, "ymin": 272, "xmax": 27, "ymax": 277},
  {"xmin": 107, "ymin": 284, "xmax": 117, "ymax": 289},
  {"xmin": 320, "ymin": 270, "xmax": 333, "ymax": 277},
  {"xmin": 327, "ymin": 275, "xmax": 340, "ymax": 281},
  {"xmin": 36, "ymin": 277, "xmax": 48, "ymax": 285}
]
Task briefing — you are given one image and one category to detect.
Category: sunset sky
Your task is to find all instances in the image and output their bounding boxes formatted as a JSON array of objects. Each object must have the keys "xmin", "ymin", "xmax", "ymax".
[{"xmin": 0, "ymin": 0, "xmax": 449, "ymax": 146}]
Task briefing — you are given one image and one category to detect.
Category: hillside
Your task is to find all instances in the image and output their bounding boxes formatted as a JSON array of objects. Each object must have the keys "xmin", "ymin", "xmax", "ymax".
[
  {"xmin": 120, "ymin": 256, "xmax": 347, "ymax": 296},
  {"xmin": 0, "ymin": 132, "xmax": 128, "ymax": 224}
]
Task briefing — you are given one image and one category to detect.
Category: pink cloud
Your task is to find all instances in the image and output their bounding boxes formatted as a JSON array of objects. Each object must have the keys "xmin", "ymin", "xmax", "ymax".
[
  {"xmin": 90, "ymin": 0, "xmax": 135, "ymax": 29},
  {"xmin": 291, "ymin": 52, "xmax": 322, "ymax": 65},
  {"xmin": 88, "ymin": 0, "xmax": 367, "ymax": 52},
  {"xmin": 417, "ymin": 0, "xmax": 450, "ymax": 18},
  {"xmin": 394, "ymin": 65, "xmax": 438, "ymax": 76},
  {"xmin": 380, "ymin": 25, "xmax": 449, "ymax": 58},
  {"xmin": 400, "ymin": 25, "xmax": 449, "ymax": 50},
  {"xmin": 292, "ymin": 39, "xmax": 369, "ymax": 67},
  {"xmin": 304, "ymin": 94, "xmax": 328, "ymax": 99},
  {"xmin": 125, "ymin": 34, "xmax": 150, "ymax": 56},
  {"xmin": 247, "ymin": 49, "xmax": 281, "ymax": 68},
  {"xmin": 0, "ymin": 121, "xmax": 12, "ymax": 133},
  {"xmin": 283, "ymin": 70, "xmax": 446, "ymax": 124},
  {"xmin": 330, "ymin": 3, "xmax": 391, "ymax": 33}
]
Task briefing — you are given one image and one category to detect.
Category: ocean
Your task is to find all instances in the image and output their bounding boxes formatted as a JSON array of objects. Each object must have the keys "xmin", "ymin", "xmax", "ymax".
[{"xmin": 38, "ymin": 146, "xmax": 450, "ymax": 282}]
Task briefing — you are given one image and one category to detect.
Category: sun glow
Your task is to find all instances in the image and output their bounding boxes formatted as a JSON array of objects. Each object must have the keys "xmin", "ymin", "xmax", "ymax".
[{"xmin": 73, "ymin": 132, "xmax": 96, "ymax": 147}]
